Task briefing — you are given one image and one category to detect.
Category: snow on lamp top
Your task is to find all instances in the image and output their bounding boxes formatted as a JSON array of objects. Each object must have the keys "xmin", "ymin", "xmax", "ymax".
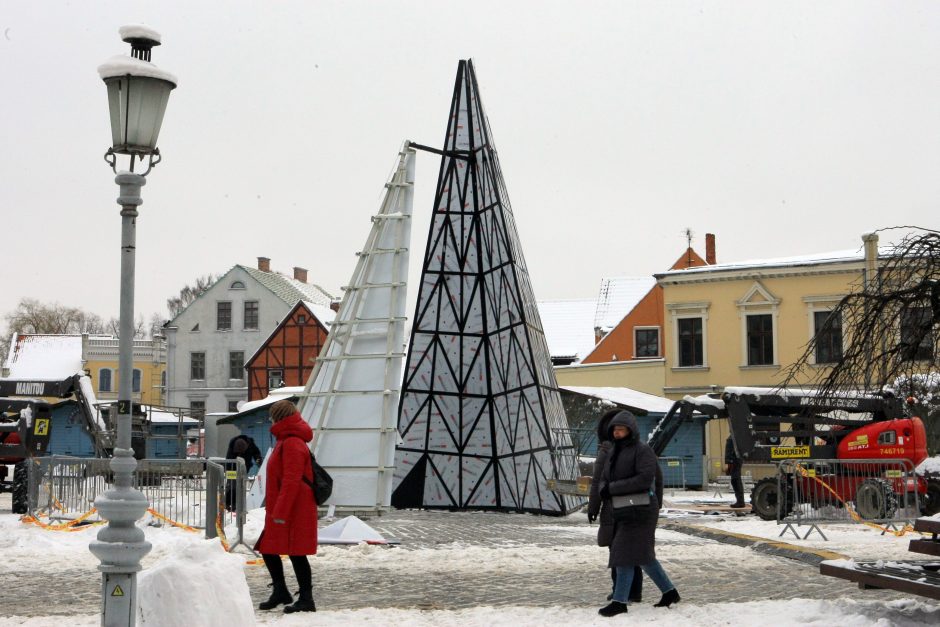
[
  {"xmin": 98, "ymin": 23, "xmax": 177, "ymax": 85},
  {"xmin": 99, "ymin": 24, "xmax": 176, "ymax": 155},
  {"xmin": 119, "ymin": 24, "xmax": 162, "ymax": 44},
  {"xmin": 97, "ymin": 55, "xmax": 177, "ymax": 86}
]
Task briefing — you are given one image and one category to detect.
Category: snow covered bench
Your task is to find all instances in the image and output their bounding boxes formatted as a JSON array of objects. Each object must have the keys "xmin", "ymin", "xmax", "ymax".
[{"xmin": 819, "ymin": 517, "xmax": 940, "ymax": 601}]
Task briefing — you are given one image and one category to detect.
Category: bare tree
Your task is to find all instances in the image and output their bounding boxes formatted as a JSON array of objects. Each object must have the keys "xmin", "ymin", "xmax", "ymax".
[
  {"xmin": 0, "ymin": 298, "xmax": 108, "ymax": 363},
  {"xmin": 784, "ymin": 227, "xmax": 939, "ymax": 450},
  {"xmin": 106, "ymin": 315, "xmax": 148, "ymax": 339},
  {"xmin": 167, "ymin": 274, "xmax": 218, "ymax": 318}
]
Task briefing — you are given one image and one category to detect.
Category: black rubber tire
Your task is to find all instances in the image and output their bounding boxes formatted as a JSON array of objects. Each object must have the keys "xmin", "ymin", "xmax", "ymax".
[
  {"xmin": 854, "ymin": 478, "xmax": 898, "ymax": 520},
  {"xmin": 12, "ymin": 461, "xmax": 28, "ymax": 515},
  {"xmin": 750, "ymin": 476, "xmax": 791, "ymax": 521},
  {"xmin": 921, "ymin": 479, "xmax": 940, "ymax": 516}
]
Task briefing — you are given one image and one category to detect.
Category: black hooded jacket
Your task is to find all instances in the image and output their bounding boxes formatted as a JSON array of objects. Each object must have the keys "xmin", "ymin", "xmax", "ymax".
[{"xmin": 598, "ymin": 410, "xmax": 661, "ymax": 567}]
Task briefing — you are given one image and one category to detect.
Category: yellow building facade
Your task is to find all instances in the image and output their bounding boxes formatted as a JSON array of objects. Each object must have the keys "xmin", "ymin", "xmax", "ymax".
[
  {"xmin": 554, "ymin": 359, "xmax": 666, "ymax": 397},
  {"xmin": 657, "ymin": 244, "xmax": 876, "ymax": 467},
  {"xmin": 82, "ymin": 335, "xmax": 167, "ymax": 406}
]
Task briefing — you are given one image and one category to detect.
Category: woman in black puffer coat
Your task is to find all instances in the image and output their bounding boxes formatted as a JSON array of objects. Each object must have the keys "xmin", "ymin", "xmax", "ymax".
[
  {"xmin": 595, "ymin": 410, "xmax": 679, "ymax": 618},
  {"xmin": 588, "ymin": 409, "xmax": 642, "ymax": 603}
]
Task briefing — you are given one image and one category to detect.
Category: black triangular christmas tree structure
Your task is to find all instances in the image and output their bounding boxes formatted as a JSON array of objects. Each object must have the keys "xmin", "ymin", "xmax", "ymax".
[{"xmin": 392, "ymin": 60, "xmax": 581, "ymax": 515}]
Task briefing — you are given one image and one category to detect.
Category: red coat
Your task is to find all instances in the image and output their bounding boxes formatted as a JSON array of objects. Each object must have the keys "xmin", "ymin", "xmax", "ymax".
[{"xmin": 254, "ymin": 412, "xmax": 318, "ymax": 555}]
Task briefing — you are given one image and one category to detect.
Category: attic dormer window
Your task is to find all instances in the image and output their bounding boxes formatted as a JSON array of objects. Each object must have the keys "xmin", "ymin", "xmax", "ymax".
[{"xmin": 230, "ymin": 281, "xmax": 246, "ymax": 290}]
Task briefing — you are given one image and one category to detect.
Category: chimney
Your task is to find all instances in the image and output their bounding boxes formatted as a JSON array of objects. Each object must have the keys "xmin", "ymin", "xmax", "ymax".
[
  {"xmin": 705, "ymin": 233, "xmax": 716, "ymax": 265},
  {"xmin": 293, "ymin": 266, "xmax": 308, "ymax": 283},
  {"xmin": 257, "ymin": 257, "xmax": 271, "ymax": 272},
  {"xmin": 330, "ymin": 299, "xmax": 341, "ymax": 312},
  {"xmin": 862, "ymin": 232, "xmax": 879, "ymax": 290}
]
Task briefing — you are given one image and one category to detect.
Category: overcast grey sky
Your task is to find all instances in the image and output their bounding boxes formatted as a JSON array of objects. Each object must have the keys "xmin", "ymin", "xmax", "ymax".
[{"xmin": 1, "ymin": 1, "xmax": 936, "ymax": 327}]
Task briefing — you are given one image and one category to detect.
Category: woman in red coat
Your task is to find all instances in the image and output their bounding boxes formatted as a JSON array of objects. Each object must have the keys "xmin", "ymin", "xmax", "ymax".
[{"xmin": 255, "ymin": 400, "xmax": 318, "ymax": 613}]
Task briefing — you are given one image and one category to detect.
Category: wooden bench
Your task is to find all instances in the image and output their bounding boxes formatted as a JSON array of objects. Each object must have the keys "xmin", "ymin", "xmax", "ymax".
[{"xmin": 819, "ymin": 517, "xmax": 940, "ymax": 600}]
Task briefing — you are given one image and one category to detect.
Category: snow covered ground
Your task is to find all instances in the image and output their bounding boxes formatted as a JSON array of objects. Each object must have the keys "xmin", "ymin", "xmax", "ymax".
[
  {"xmin": 662, "ymin": 489, "xmax": 936, "ymax": 561},
  {"xmin": 1, "ymin": 494, "xmax": 939, "ymax": 626}
]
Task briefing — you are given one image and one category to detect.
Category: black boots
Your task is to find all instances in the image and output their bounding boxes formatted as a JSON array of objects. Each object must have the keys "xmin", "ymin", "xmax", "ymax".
[
  {"xmin": 258, "ymin": 585, "xmax": 293, "ymax": 610},
  {"xmin": 598, "ymin": 601, "xmax": 628, "ymax": 617},
  {"xmin": 284, "ymin": 588, "xmax": 316, "ymax": 613},
  {"xmin": 654, "ymin": 588, "xmax": 681, "ymax": 608},
  {"xmin": 731, "ymin": 501, "xmax": 747, "ymax": 508}
]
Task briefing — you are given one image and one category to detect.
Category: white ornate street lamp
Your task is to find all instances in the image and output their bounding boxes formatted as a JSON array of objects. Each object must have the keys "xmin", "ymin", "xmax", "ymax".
[{"xmin": 89, "ymin": 25, "xmax": 176, "ymax": 627}]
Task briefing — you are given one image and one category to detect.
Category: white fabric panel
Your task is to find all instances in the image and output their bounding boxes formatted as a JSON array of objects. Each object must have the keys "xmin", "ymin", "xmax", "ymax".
[{"xmin": 298, "ymin": 147, "xmax": 414, "ymax": 513}]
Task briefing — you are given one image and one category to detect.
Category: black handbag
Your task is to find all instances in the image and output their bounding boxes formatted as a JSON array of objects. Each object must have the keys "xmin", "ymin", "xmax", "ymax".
[
  {"xmin": 610, "ymin": 491, "xmax": 651, "ymax": 521},
  {"xmin": 608, "ymin": 446, "xmax": 654, "ymax": 522}
]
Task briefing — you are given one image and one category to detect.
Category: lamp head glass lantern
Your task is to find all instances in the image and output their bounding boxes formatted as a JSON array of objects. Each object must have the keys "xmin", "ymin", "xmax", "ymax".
[{"xmin": 98, "ymin": 25, "xmax": 177, "ymax": 156}]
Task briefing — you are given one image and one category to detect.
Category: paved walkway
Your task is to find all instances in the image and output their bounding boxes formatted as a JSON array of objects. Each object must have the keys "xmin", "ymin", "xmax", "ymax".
[
  {"xmin": 0, "ymin": 497, "xmax": 917, "ymax": 618},
  {"xmin": 243, "ymin": 509, "xmax": 910, "ymax": 611}
]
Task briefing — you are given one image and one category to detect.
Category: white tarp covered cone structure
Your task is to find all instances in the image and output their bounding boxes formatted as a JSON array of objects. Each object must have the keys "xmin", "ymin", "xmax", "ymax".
[
  {"xmin": 318, "ymin": 515, "xmax": 388, "ymax": 545},
  {"xmin": 392, "ymin": 60, "xmax": 582, "ymax": 515},
  {"xmin": 297, "ymin": 145, "xmax": 415, "ymax": 513}
]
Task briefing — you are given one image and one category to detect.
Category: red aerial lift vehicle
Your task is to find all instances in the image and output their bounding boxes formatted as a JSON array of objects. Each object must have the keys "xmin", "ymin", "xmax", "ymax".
[{"xmin": 649, "ymin": 388, "xmax": 939, "ymax": 520}]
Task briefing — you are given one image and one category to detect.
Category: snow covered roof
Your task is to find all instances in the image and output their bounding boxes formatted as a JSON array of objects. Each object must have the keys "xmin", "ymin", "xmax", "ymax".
[
  {"xmin": 147, "ymin": 407, "xmax": 199, "ymax": 424},
  {"xmin": 536, "ymin": 299, "xmax": 597, "ymax": 361},
  {"xmin": 239, "ymin": 265, "xmax": 333, "ymax": 307},
  {"xmin": 233, "ymin": 386, "xmax": 304, "ymax": 415},
  {"xmin": 561, "ymin": 385, "xmax": 676, "ymax": 414},
  {"xmin": 593, "ymin": 277, "xmax": 656, "ymax": 333},
  {"xmin": 3, "ymin": 333, "xmax": 110, "ymax": 379},
  {"xmin": 246, "ymin": 301, "xmax": 337, "ymax": 366},
  {"xmin": 303, "ymin": 300, "xmax": 336, "ymax": 327},
  {"xmin": 657, "ymin": 246, "xmax": 895, "ymax": 278}
]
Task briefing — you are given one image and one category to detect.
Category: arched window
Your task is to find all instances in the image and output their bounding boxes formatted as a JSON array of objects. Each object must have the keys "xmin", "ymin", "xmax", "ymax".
[
  {"xmin": 230, "ymin": 281, "xmax": 246, "ymax": 290},
  {"xmin": 99, "ymin": 368, "xmax": 112, "ymax": 393},
  {"xmin": 132, "ymin": 369, "xmax": 142, "ymax": 393}
]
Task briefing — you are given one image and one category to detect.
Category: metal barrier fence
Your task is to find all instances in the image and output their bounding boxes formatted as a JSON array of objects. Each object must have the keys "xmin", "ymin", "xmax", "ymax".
[
  {"xmin": 26, "ymin": 456, "xmax": 250, "ymax": 551},
  {"xmin": 775, "ymin": 458, "xmax": 921, "ymax": 540},
  {"xmin": 658, "ymin": 456, "xmax": 686, "ymax": 491}
]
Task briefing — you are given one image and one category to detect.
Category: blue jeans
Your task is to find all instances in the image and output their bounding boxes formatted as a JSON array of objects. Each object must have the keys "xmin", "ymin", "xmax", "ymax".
[{"xmin": 612, "ymin": 560, "xmax": 675, "ymax": 603}]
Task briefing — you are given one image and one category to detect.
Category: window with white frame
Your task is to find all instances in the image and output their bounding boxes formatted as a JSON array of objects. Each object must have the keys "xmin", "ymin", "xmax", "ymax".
[
  {"xmin": 813, "ymin": 310, "xmax": 843, "ymax": 364},
  {"xmin": 189, "ymin": 400, "xmax": 205, "ymax": 419},
  {"xmin": 191, "ymin": 352, "xmax": 206, "ymax": 380},
  {"xmin": 268, "ymin": 369, "xmax": 284, "ymax": 390},
  {"xmin": 229, "ymin": 351, "xmax": 245, "ymax": 381},
  {"xmin": 244, "ymin": 301, "xmax": 259, "ymax": 330},
  {"xmin": 746, "ymin": 313, "xmax": 774, "ymax": 366},
  {"xmin": 217, "ymin": 301, "xmax": 232, "ymax": 331},
  {"xmin": 668, "ymin": 302, "xmax": 709, "ymax": 368},
  {"xmin": 803, "ymin": 295, "xmax": 846, "ymax": 365},
  {"xmin": 99, "ymin": 368, "xmax": 112, "ymax": 393},
  {"xmin": 634, "ymin": 327, "xmax": 660, "ymax": 358},
  {"xmin": 736, "ymin": 282, "xmax": 779, "ymax": 367},
  {"xmin": 677, "ymin": 318, "xmax": 704, "ymax": 366},
  {"xmin": 900, "ymin": 306, "xmax": 934, "ymax": 361}
]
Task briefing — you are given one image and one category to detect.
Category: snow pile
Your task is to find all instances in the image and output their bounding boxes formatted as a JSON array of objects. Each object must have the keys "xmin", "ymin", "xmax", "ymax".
[
  {"xmin": 5, "ymin": 598, "xmax": 938, "ymax": 626},
  {"xmin": 138, "ymin": 538, "xmax": 255, "ymax": 626}
]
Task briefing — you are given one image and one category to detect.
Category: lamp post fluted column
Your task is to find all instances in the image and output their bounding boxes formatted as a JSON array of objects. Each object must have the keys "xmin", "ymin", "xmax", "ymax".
[
  {"xmin": 88, "ymin": 172, "xmax": 150, "ymax": 626},
  {"xmin": 91, "ymin": 25, "xmax": 176, "ymax": 627}
]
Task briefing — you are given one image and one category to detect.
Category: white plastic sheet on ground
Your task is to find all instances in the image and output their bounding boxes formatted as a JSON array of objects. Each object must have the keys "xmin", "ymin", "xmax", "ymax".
[{"xmin": 317, "ymin": 515, "xmax": 387, "ymax": 545}]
